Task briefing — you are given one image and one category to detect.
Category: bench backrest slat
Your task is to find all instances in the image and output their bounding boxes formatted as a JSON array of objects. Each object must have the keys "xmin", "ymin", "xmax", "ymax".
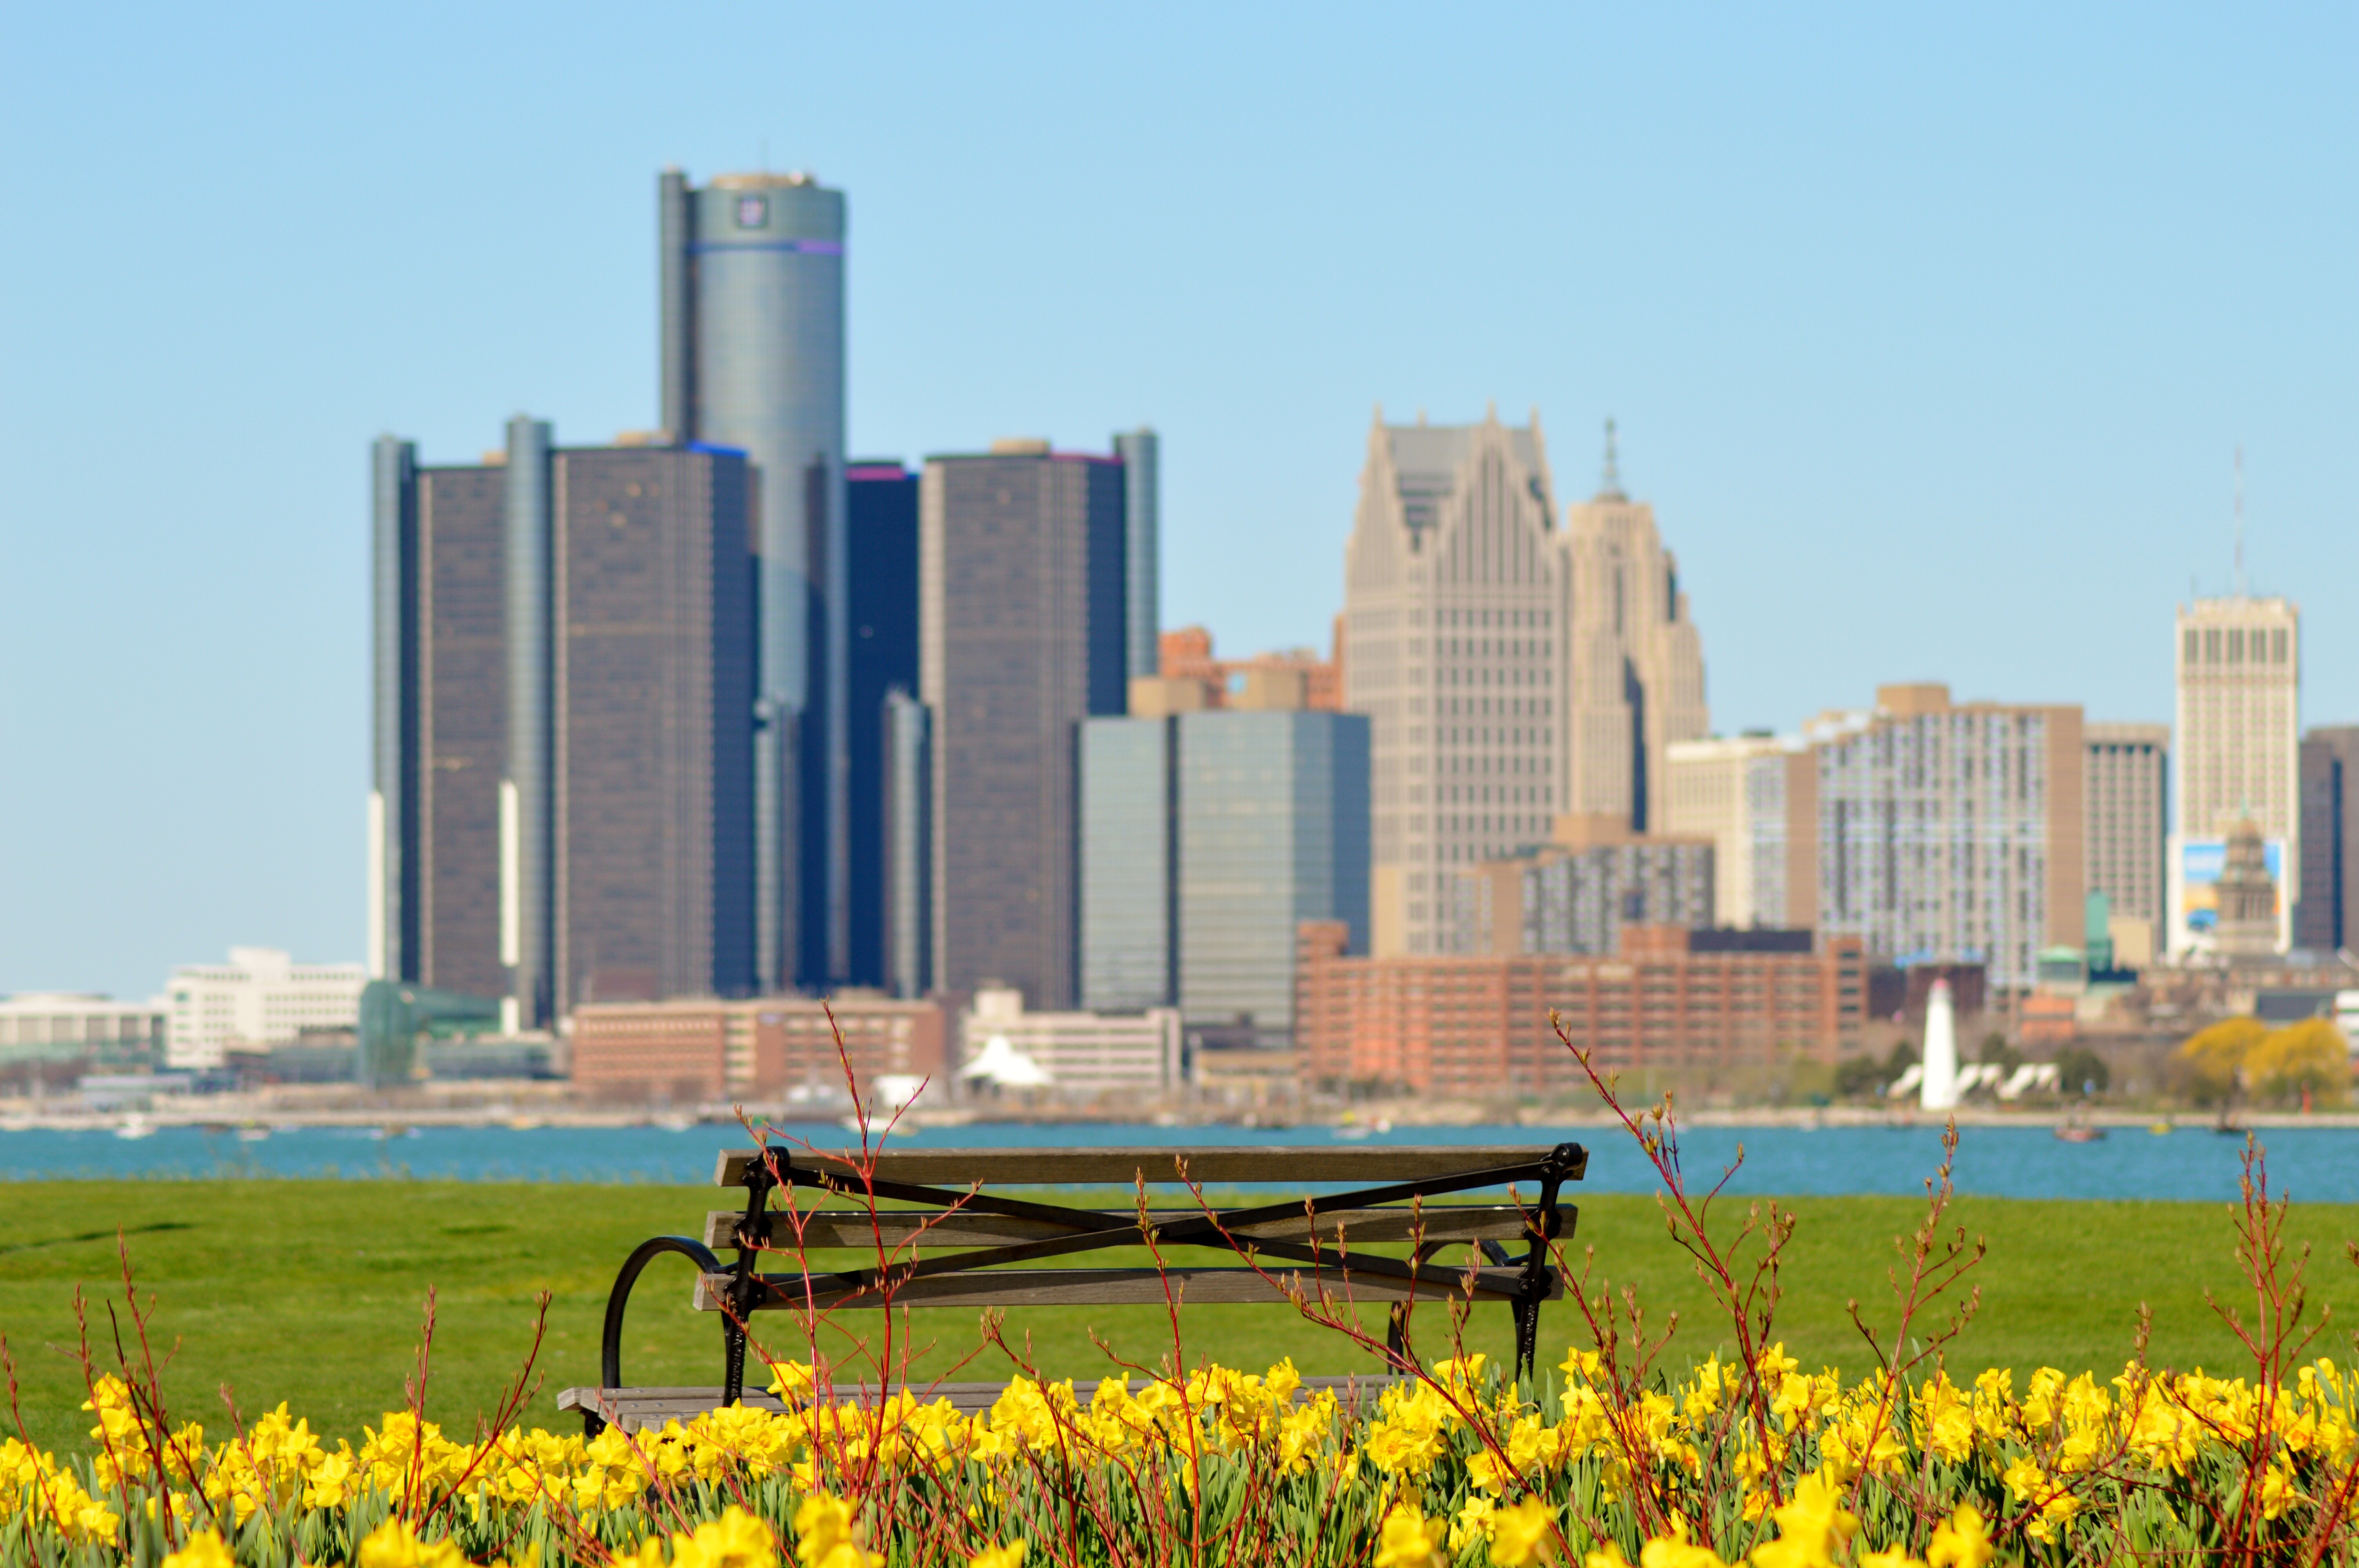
[
  {"xmin": 713, "ymin": 1144, "xmax": 1577, "ymax": 1188},
  {"xmin": 700, "ymin": 1203, "xmax": 1546, "ymax": 1251}
]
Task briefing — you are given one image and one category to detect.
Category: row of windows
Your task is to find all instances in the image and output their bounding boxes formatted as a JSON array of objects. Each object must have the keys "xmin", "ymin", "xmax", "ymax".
[
  {"xmin": 1439, "ymin": 696, "xmax": 1545, "ymax": 719},
  {"xmin": 1441, "ymin": 608, "xmax": 1550, "ymax": 630},
  {"xmin": 2185, "ymin": 625, "xmax": 2294, "ymax": 667}
]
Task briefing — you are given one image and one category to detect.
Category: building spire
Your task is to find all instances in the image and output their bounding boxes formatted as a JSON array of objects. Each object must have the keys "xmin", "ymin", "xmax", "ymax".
[
  {"xmin": 1597, "ymin": 417, "xmax": 1627, "ymax": 501},
  {"xmin": 2233, "ymin": 442, "xmax": 2245, "ymax": 597}
]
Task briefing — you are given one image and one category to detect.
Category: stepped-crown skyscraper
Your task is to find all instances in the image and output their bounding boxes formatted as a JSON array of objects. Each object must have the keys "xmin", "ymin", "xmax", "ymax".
[
  {"xmin": 1340, "ymin": 409, "xmax": 1707, "ymax": 956},
  {"xmin": 658, "ymin": 167, "xmax": 847, "ymax": 992}
]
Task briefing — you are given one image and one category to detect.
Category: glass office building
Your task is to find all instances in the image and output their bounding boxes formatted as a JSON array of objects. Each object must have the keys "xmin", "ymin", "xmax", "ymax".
[
  {"xmin": 1080, "ymin": 717, "xmax": 1176, "ymax": 1010},
  {"xmin": 1176, "ymin": 711, "xmax": 1370, "ymax": 1049},
  {"xmin": 659, "ymin": 168, "xmax": 847, "ymax": 993},
  {"xmin": 1077, "ymin": 708, "xmax": 1371, "ymax": 1049}
]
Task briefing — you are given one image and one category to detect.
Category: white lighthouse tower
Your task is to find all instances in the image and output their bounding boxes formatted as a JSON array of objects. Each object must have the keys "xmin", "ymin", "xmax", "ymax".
[{"xmin": 1919, "ymin": 978, "xmax": 1960, "ymax": 1112}]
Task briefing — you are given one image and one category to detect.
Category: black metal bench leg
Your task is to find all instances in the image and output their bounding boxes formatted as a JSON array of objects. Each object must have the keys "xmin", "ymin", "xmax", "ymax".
[
  {"xmin": 722, "ymin": 1317, "xmax": 748, "ymax": 1406},
  {"xmin": 593, "ymin": 1235, "xmax": 724, "ymax": 1437},
  {"xmin": 1513, "ymin": 1148, "xmax": 1580, "ymax": 1386},
  {"xmin": 722, "ymin": 1146, "xmax": 777, "ymax": 1408}
]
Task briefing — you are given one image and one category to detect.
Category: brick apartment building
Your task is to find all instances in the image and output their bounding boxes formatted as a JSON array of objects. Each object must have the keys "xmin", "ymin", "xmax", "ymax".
[
  {"xmin": 1294, "ymin": 922, "xmax": 1865, "ymax": 1098},
  {"xmin": 569, "ymin": 993, "xmax": 946, "ymax": 1104}
]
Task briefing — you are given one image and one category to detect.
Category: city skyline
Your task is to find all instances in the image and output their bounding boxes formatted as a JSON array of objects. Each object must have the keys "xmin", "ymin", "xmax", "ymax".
[{"xmin": 5, "ymin": 6, "xmax": 2357, "ymax": 998}]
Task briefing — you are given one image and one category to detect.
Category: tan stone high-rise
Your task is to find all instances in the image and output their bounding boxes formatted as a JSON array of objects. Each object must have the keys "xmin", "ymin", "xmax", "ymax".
[
  {"xmin": 1559, "ymin": 425, "xmax": 1708, "ymax": 831},
  {"xmin": 2172, "ymin": 595, "xmax": 2300, "ymax": 955},
  {"xmin": 1341, "ymin": 409, "xmax": 1708, "ymax": 955}
]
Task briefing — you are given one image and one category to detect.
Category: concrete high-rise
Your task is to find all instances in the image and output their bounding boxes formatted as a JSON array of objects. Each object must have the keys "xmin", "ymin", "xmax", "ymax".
[
  {"xmin": 2084, "ymin": 722, "xmax": 2169, "ymax": 936},
  {"xmin": 1664, "ymin": 734, "xmax": 1819, "ymax": 931},
  {"xmin": 1815, "ymin": 684, "xmax": 2084, "ymax": 989},
  {"xmin": 845, "ymin": 461, "xmax": 920, "ymax": 987},
  {"xmin": 2171, "ymin": 595, "xmax": 2301, "ymax": 956},
  {"xmin": 372, "ymin": 425, "xmax": 757, "ymax": 1023},
  {"xmin": 919, "ymin": 441, "xmax": 1128, "ymax": 1007},
  {"xmin": 1491, "ymin": 819, "xmax": 1717, "ymax": 958},
  {"xmin": 658, "ymin": 167, "xmax": 847, "ymax": 993},
  {"xmin": 1340, "ymin": 408, "xmax": 1708, "ymax": 957}
]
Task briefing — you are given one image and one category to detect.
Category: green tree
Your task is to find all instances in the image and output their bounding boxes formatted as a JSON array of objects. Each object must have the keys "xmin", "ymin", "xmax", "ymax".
[
  {"xmin": 1834, "ymin": 1055, "xmax": 1887, "ymax": 1099},
  {"xmin": 2052, "ymin": 1046, "xmax": 2109, "ymax": 1096}
]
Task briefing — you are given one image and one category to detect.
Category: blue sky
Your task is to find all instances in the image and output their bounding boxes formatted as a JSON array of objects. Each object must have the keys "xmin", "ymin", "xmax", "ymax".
[{"xmin": 2, "ymin": 4, "xmax": 2353, "ymax": 999}]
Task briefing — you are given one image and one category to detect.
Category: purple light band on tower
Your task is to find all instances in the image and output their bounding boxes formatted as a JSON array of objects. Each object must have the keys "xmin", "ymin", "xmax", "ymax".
[{"xmin": 688, "ymin": 239, "xmax": 845, "ymax": 256}]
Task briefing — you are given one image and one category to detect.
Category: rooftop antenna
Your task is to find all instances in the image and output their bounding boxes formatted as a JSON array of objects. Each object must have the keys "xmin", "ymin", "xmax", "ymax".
[
  {"xmin": 1599, "ymin": 417, "xmax": 1625, "ymax": 500},
  {"xmin": 2234, "ymin": 443, "xmax": 2245, "ymax": 597}
]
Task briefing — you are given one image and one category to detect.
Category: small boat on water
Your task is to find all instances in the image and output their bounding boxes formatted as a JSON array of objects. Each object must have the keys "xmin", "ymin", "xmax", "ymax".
[
  {"xmin": 234, "ymin": 1126, "xmax": 269, "ymax": 1143},
  {"xmin": 2055, "ymin": 1107, "xmax": 2106, "ymax": 1143},
  {"xmin": 114, "ymin": 1114, "xmax": 155, "ymax": 1140}
]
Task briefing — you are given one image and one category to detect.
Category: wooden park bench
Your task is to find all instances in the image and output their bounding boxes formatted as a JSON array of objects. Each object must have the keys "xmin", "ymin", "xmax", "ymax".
[{"xmin": 558, "ymin": 1141, "xmax": 1585, "ymax": 1436}]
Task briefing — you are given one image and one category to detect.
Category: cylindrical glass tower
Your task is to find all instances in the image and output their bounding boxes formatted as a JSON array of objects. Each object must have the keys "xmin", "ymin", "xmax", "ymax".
[{"xmin": 661, "ymin": 169, "xmax": 847, "ymax": 991}]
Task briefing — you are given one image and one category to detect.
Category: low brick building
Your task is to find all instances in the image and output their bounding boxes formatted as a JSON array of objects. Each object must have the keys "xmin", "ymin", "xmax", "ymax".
[
  {"xmin": 1295, "ymin": 922, "xmax": 1866, "ymax": 1098},
  {"xmin": 569, "ymin": 993, "xmax": 947, "ymax": 1105}
]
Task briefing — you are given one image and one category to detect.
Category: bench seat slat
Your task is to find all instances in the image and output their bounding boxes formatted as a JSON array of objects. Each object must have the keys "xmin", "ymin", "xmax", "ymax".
[
  {"xmin": 701, "ymin": 1204, "xmax": 1548, "ymax": 1252},
  {"xmin": 714, "ymin": 1145, "xmax": 1579, "ymax": 1189},
  {"xmin": 694, "ymin": 1265, "xmax": 1562, "ymax": 1311},
  {"xmin": 558, "ymin": 1374, "xmax": 1416, "ymax": 1432}
]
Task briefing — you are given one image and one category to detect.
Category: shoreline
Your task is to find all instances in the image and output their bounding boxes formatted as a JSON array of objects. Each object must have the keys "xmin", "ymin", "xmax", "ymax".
[{"xmin": 3, "ymin": 1102, "xmax": 2354, "ymax": 1133}]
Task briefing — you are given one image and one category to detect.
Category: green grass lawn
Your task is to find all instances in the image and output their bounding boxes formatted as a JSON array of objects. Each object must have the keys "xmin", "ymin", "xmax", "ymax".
[{"xmin": 3, "ymin": 1179, "xmax": 2355, "ymax": 1455}]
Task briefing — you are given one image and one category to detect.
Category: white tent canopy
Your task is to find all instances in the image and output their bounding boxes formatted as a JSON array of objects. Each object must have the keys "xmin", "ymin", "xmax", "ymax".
[{"xmin": 963, "ymin": 1033, "xmax": 1052, "ymax": 1089}]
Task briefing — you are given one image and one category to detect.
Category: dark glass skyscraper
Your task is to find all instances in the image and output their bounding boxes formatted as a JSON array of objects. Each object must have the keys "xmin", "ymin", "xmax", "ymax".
[
  {"xmin": 372, "ymin": 428, "xmax": 756, "ymax": 1023},
  {"xmin": 370, "ymin": 437, "xmax": 508, "ymax": 1000},
  {"xmin": 918, "ymin": 443, "xmax": 1128, "ymax": 1007},
  {"xmin": 658, "ymin": 167, "xmax": 847, "ymax": 994},
  {"xmin": 845, "ymin": 461, "xmax": 920, "ymax": 987}
]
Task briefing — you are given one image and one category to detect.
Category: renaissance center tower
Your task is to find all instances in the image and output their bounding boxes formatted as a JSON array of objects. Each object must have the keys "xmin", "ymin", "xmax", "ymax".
[{"xmin": 658, "ymin": 167, "xmax": 848, "ymax": 991}]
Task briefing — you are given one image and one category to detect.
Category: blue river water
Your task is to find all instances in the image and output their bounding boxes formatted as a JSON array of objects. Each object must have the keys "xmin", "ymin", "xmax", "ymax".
[{"xmin": 1, "ymin": 1119, "xmax": 2355, "ymax": 1202}]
